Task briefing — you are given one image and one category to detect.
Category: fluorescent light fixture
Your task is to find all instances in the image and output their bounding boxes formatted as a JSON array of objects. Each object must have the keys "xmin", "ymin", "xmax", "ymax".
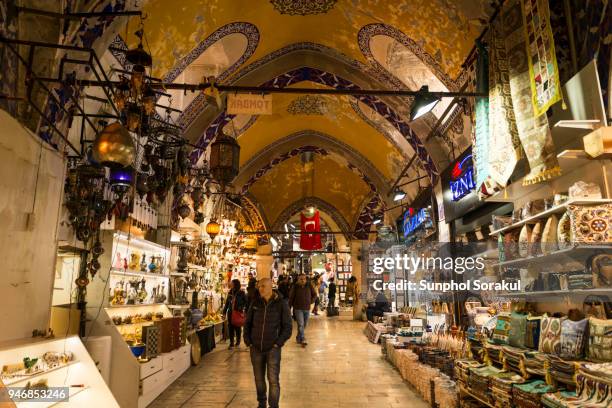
[
  {"xmin": 393, "ymin": 188, "xmax": 406, "ymax": 202},
  {"xmin": 410, "ymin": 85, "xmax": 440, "ymax": 121},
  {"xmin": 270, "ymin": 237, "xmax": 278, "ymax": 248}
]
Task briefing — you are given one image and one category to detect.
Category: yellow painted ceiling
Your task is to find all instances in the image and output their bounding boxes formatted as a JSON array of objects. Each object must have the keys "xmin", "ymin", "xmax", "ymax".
[
  {"xmin": 133, "ymin": 0, "xmax": 489, "ymax": 80},
  {"xmin": 248, "ymin": 154, "xmax": 371, "ymax": 226},
  {"xmin": 238, "ymin": 82, "xmax": 407, "ymax": 181}
]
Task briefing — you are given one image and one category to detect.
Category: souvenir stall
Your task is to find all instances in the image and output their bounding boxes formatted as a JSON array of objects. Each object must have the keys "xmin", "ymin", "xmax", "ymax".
[{"xmin": 448, "ymin": 3, "xmax": 612, "ymax": 407}]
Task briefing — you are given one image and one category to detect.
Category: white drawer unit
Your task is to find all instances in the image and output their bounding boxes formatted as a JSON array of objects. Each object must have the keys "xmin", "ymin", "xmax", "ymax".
[
  {"xmin": 140, "ymin": 368, "xmax": 165, "ymax": 396},
  {"xmin": 140, "ymin": 357, "xmax": 163, "ymax": 379}
]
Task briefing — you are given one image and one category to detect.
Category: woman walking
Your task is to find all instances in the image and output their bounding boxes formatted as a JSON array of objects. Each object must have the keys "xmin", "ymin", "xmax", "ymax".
[{"xmin": 223, "ymin": 279, "xmax": 248, "ymax": 348}]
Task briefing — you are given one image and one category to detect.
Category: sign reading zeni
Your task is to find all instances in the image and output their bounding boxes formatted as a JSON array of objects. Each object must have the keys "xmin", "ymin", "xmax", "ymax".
[
  {"xmin": 403, "ymin": 208, "xmax": 429, "ymax": 237},
  {"xmin": 449, "ymin": 154, "xmax": 476, "ymax": 201}
]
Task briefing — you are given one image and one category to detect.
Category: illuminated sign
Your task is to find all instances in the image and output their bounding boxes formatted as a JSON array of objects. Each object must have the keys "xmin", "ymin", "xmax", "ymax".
[
  {"xmin": 403, "ymin": 208, "xmax": 430, "ymax": 237},
  {"xmin": 449, "ymin": 154, "xmax": 476, "ymax": 201}
]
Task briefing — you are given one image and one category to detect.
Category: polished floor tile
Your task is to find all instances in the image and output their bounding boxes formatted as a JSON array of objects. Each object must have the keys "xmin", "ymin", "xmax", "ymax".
[{"xmin": 150, "ymin": 316, "xmax": 429, "ymax": 407}]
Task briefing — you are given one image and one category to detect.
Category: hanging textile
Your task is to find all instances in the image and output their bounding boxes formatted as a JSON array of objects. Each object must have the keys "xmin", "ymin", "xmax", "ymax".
[
  {"xmin": 520, "ymin": 0, "xmax": 563, "ymax": 117},
  {"xmin": 503, "ymin": 0, "xmax": 561, "ymax": 186},
  {"xmin": 300, "ymin": 210, "xmax": 322, "ymax": 250},
  {"xmin": 484, "ymin": 20, "xmax": 523, "ymax": 195},
  {"xmin": 472, "ymin": 41, "xmax": 491, "ymax": 193}
]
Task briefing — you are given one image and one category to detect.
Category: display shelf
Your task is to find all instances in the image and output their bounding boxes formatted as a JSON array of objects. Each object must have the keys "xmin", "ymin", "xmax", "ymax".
[
  {"xmin": 108, "ymin": 302, "xmax": 167, "ymax": 309},
  {"xmin": 2, "ymin": 360, "xmax": 79, "ymax": 386},
  {"xmin": 489, "ymin": 198, "xmax": 612, "ymax": 236},
  {"xmin": 0, "ymin": 336, "xmax": 119, "ymax": 407},
  {"xmin": 492, "ymin": 244, "xmax": 611, "ymax": 268},
  {"xmin": 495, "ymin": 288, "xmax": 612, "ymax": 298},
  {"xmin": 113, "ymin": 232, "xmax": 168, "ymax": 252},
  {"xmin": 484, "ymin": 153, "xmax": 610, "ymax": 203},
  {"xmin": 110, "ymin": 268, "xmax": 169, "ymax": 279}
]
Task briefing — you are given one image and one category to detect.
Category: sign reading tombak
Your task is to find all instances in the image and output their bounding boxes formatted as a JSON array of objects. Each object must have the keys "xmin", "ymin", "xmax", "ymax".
[{"xmin": 227, "ymin": 93, "xmax": 273, "ymax": 115}]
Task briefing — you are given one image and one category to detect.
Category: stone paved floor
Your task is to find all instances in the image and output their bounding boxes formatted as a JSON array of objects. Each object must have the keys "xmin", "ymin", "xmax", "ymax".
[{"xmin": 150, "ymin": 315, "xmax": 429, "ymax": 407}]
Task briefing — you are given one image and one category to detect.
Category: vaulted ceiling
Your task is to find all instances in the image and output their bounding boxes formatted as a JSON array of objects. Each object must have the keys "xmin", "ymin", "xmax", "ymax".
[{"xmin": 102, "ymin": 0, "xmax": 494, "ymax": 238}]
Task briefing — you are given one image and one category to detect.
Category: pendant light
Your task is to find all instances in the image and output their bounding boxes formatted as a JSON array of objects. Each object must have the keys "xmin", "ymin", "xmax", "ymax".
[
  {"xmin": 209, "ymin": 133, "xmax": 240, "ymax": 187},
  {"xmin": 91, "ymin": 122, "xmax": 136, "ymax": 169},
  {"xmin": 410, "ymin": 86, "xmax": 440, "ymax": 121}
]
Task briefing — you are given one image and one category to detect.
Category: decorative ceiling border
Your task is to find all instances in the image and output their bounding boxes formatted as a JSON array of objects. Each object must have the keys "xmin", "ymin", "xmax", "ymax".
[
  {"xmin": 239, "ymin": 129, "xmax": 390, "ymax": 188},
  {"xmin": 241, "ymin": 193, "xmax": 270, "ymax": 244},
  {"xmin": 178, "ymin": 41, "xmax": 406, "ymax": 129},
  {"xmin": 357, "ymin": 23, "xmax": 463, "ymax": 91},
  {"xmin": 188, "ymin": 67, "xmax": 439, "ymax": 184},
  {"xmin": 271, "ymin": 196, "xmax": 352, "ymax": 242},
  {"xmin": 353, "ymin": 193, "xmax": 384, "ymax": 240},
  {"xmin": 109, "ymin": 22, "xmax": 259, "ymax": 85},
  {"xmin": 162, "ymin": 22, "xmax": 260, "ymax": 83}
]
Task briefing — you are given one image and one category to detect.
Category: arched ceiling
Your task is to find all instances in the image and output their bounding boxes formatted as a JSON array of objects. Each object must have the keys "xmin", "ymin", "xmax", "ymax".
[
  {"xmin": 98, "ymin": 0, "xmax": 494, "ymax": 238},
  {"xmin": 247, "ymin": 154, "xmax": 371, "ymax": 228},
  {"xmin": 130, "ymin": 0, "xmax": 491, "ymax": 80}
]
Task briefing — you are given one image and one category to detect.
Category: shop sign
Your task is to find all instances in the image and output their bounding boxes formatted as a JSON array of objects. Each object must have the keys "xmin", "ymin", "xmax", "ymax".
[
  {"xmin": 403, "ymin": 208, "xmax": 430, "ymax": 237},
  {"xmin": 227, "ymin": 93, "xmax": 273, "ymax": 115},
  {"xmin": 442, "ymin": 148, "xmax": 484, "ymax": 222},
  {"xmin": 449, "ymin": 154, "xmax": 476, "ymax": 201}
]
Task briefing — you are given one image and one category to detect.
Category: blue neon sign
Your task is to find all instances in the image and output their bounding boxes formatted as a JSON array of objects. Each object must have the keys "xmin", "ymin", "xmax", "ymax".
[
  {"xmin": 403, "ymin": 208, "xmax": 430, "ymax": 237},
  {"xmin": 449, "ymin": 154, "xmax": 476, "ymax": 201}
]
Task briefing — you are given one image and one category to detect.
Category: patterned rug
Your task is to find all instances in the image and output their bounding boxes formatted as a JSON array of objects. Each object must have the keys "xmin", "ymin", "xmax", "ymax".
[{"xmin": 503, "ymin": 0, "xmax": 561, "ymax": 186}]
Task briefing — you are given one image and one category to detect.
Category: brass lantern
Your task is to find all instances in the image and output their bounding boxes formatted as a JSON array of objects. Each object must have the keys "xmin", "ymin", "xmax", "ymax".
[
  {"xmin": 92, "ymin": 122, "xmax": 135, "ymax": 168},
  {"xmin": 206, "ymin": 219, "xmax": 221, "ymax": 239},
  {"xmin": 209, "ymin": 133, "xmax": 240, "ymax": 186}
]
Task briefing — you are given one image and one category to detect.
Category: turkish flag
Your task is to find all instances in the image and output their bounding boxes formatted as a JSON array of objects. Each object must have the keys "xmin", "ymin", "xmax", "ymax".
[{"xmin": 300, "ymin": 210, "xmax": 322, "ymax": 250}]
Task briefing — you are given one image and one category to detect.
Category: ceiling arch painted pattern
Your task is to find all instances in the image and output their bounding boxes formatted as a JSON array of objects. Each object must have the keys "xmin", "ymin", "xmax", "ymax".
[
  {"xmin": 178, "ymin": 42, "xmax": 406, "ymax": 129},
  {"xmin": 238, "ymin": 145, "xmax": 380, "ymax": 198},
  {"xmin": 236, "ymin": 130, "xmax": 390, "ymax": 194},
  {"xmin": 188, "ymin": 67, "xmax": 439, "ymax": 183},
  {"xmin": 357, "ymin": 23, "xmax": 464, "ymax": 91},
  {"xmin": 130, "ymin": 0, "xmax": 488, "ymax": 80},
  {"xmin": 271, "ymin": 197, "xmax": 352, "ymax": 242},
  {"xmin": 108, "ymin": 22, "xmax": 259, "ymax": 84},
  {"xmin": 353, "ymin": 194, "xmax": 384, "ymax": 240}
]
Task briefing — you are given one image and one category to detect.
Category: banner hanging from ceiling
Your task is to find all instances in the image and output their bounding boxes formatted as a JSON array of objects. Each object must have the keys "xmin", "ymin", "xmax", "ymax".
[{"xmin": 300, "ymin": 210, "xmax": 322, "ymax": 250}]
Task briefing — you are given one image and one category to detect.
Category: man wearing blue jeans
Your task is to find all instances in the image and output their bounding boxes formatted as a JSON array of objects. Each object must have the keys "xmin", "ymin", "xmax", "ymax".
[
  {"xmin": 288, "ymin": 273, "xmax": 317, "ymax": 346},
  {"xmin": 244, "ymin": 278, "xmax": 292, "ymax": 408}
]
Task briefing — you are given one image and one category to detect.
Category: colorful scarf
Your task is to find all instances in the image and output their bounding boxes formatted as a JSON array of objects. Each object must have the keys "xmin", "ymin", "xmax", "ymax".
[
  {"xmin": 503, "ymin": 0, "xmax": 561, "ymax": 185},
  {"xmin": 521, "ymin": 0, "xmax": 563, "ymax": 117}
]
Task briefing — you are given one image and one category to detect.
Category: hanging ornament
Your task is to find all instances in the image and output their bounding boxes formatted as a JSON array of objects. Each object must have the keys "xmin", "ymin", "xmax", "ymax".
[
  {"xmin": 91, "ymin": 122, "xmax": 136, "ymax": 169},
  {"xmin": 206, "ymin": 219, "xmax": 221, "ymax": 239}
]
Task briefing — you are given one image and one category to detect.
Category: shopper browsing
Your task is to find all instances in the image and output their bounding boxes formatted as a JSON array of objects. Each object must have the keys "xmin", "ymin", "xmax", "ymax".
[
  {"xmin": 288, "ymin": 273, "xmax": 317, "ymax": 346},
  {"xmin": 244, "ymin": 278, "xmax": 292, "ymax": 408},
  {"xmin": 223, "ymin": 279, "xmax": 248, "ymax": 349},
  {"xmin": 327, "ymin": 277, "xmax": 337, "ymax": 308},
  {"xmin": 311, "ymin": 274, "xmax": 321, "ymax": 315}
]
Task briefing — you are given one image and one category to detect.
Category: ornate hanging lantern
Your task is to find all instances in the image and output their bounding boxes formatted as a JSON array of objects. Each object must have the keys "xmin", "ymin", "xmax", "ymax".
[
  {"xmin": 209, "ymin": 133, "xmax": 240, "ymax": 187},
  {"xmin": 92, "ymin": 122, "xmax": 135, "ymax": 168},
  {"xmin": 206, "ymin": 219, "xmax": 221, "ymax": 239}
]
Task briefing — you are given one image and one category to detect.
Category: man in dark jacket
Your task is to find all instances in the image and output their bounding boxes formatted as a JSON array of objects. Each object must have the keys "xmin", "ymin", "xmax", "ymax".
[
  {"xmin": 288, "ymin": 273, "xmax": 317, "ymax": 346},
  {"xmin": 244, "ymin": 278, "xmax": 292, "ymax": 408},
  {"xmin": 277, "ymin": 274, "xmax": 291, "ymax": 301},
  {"xmin": 328, "ymin": 277, "xmax": 337, "ymax": 308}
]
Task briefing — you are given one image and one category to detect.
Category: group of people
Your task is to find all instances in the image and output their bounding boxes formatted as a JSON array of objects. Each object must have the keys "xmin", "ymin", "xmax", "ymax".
[{"xmin": 220, "ymin": 272, "xmax": 342, "ymax": 408}]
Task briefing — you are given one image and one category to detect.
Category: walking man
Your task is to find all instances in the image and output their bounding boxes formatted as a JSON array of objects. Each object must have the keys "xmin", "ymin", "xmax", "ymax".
[
  {"xmin": 288, "ymin": 273, "xmax": 317, "ymax": 346},
  {"xmin": 244, "ymin": 278, "xmax": 292, "ymax": 408}
]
